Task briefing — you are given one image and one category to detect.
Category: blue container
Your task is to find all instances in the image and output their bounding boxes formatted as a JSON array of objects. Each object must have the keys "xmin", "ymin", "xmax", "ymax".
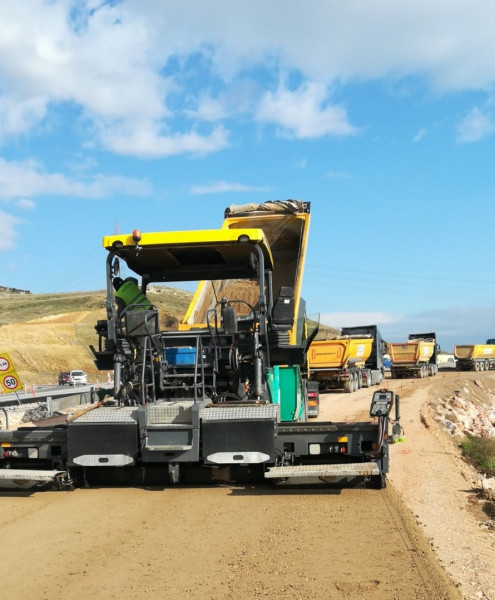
[{"xmin": 165, "ymin": 347, "xmax": 196, "ymax": 365}]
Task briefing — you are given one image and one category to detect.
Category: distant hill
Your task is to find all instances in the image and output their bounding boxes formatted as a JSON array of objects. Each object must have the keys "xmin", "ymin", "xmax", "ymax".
[{"xmin": 0, "ymin": 285, "xmax": 31, "ymax": 296}]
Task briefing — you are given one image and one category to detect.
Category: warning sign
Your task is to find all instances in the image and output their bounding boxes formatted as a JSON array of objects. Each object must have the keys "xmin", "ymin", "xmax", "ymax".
[
  {"xmin": 0, "ymin": 352, "xmax": 23, "ymax": 393},
  {"xmin": 0, "ymin": 356, "xmax": 12, "ymax": 372}
]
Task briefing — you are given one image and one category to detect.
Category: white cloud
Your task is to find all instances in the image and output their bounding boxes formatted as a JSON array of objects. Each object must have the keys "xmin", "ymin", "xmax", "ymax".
[
  {"xmin": 187, "ymin": 81, "xmax": 260, "ymax": 122},
  {"xmin": 0, "ymin": 209, "xmax": 21, "ymax": 249},
  {"xmin": 321, "ymin": 312, "xmax": 403, "ymax": 329},
  {"xmin": 0, "ymin": 158, "xmax": 150, "ymax": 200},
  {"xmin": 456, "ymin": 107, "xmax": 495, "ymax": 143},
  {"xmin": 99, "ymin": 123, "xmax": 230, "ymax": 159},
  {"xmin": 256, "ymin": 84, "xmax": 358, "ymax": 139},
  {"xmin": 16, "ymin": 198, "xmax": 35, "ymax": 210},
  {"xmin": 413, "ymin": 128, "xmax": 427, "ymax": 142},
  {"xmin": 129, "ymin": 0, "xmax": 495, "ymax": 91},
  {"xmin": 0, "ymin": 96, "xmax": 48, "ymax": 138},
  {"xmin": 190, "ymin": 181, "xmax": 269, "ymax": 195},
  {"xmin": 2, "ymin": 1, "xmax": 495, "ymax": 155}
]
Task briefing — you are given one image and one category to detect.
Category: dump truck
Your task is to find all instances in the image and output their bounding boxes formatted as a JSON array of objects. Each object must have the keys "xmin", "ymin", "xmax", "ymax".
[
  {"xmin": 0, "ymin": 200, "xmax": 401, "ymax": 491},
  {"xmin": 454, "ymin": 344, "xmax": 495, "ymax": 371},
  {"xmin": 389, "ymin": 332, "xmax": 439, "ymax": 379},
  {"xmin": 308, "ymin": 335, "xmax": 375, "ymax": 393},
  {"xmin": 309, "ymin": 324, "xmax": 386, "ymax": 392},
  {"xmin": 340, "ymin": 325, "xmax": 386, "ymax": 387}
]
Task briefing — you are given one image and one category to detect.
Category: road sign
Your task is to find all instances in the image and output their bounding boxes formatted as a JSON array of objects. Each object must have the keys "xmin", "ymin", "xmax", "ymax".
[
  {"xmin": 2, "ymin": 373, "xmax": 20, "ymax": 391},
  {"xmin": 0, "ymin": 352, "xmax": 23, "ymax": 393},
  {"xmin": 0, "ymin": 356, "xmax": 12, "ymax": 372}
]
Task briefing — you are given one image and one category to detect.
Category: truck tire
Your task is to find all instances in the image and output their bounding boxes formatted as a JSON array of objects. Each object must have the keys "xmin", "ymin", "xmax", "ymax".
[
  {"xmin": 344, "ymin": 379, "xmax": 352, "ymax": 393},
  {"xmin": 485, "ymin": 360, "xmax": 490, "ymax": 371},
  {"xmin": 475, "ymin": 361, "xmax": 481, "ymax": 371},
  {"xmin": 480, "ymin": 361, "xmax": 485, "ymax": 371}
]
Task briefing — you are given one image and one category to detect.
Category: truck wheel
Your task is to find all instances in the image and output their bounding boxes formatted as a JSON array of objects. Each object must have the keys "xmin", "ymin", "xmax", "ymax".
[
  {"xmin": 344, "ymin": 379, "xmax": 352, "ymax": 393},
  {"xmin": 480, "ymin": 361, "xmax": 485, "ymax": 371},
  {"xmin": 485, "ymin": 360, "xmax": 490, "ymax": 371},
  {"xmin": 357, "ymin": 371, "xmax": 363, "ymax": 389},
  {"xmin": 475, "ymin": 361, "xmax": 481, "ymax": 371}
]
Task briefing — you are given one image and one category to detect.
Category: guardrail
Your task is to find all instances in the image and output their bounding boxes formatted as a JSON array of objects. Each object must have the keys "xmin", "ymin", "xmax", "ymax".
[{"xmin": 0, "ymin": 384, "xmax": 114, "ymax": 410}]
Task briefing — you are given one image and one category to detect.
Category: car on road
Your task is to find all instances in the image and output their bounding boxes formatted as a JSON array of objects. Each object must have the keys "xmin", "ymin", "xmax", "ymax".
[
  {"xmin": 58, "ymin": 371, "xmax": 70, "ymax": 385},
  {"xmin": 69, "ymin": 370, "xmax": 87, "ymax": 385}
]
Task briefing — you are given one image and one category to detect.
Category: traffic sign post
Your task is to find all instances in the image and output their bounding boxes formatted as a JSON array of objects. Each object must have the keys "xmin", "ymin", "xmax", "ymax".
[{"xmin": 0, "ymin": 352, "xmax": 23, "ymax": 393}]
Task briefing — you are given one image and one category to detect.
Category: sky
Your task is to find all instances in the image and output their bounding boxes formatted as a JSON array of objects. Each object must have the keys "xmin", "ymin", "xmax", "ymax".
[{"xmin": 1, "ymin": 0, "xmax": 495, "ymax": 352}]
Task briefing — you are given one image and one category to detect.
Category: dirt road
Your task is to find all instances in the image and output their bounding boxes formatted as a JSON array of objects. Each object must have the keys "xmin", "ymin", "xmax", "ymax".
[
  {"xmin": 319, "ymin": 370, "xmax": 495, "ymax": 600},
  {"xmin": 0, "ymin": 371, "xmax": 492, "ymax": 600}
]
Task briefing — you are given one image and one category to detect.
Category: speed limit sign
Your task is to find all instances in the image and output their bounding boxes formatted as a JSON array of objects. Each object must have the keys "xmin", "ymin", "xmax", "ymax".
[
  {"xmin": 0, "ymin": 352, "xmax": 23, "ymax": 393},
  {"xmin": 2, "ymin": 373, "xmax": 20, "ymax": 391}
]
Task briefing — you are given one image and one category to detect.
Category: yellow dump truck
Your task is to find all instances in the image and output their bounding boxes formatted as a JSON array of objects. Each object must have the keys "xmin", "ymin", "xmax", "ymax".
[
  {"xmin": 308, "ymin": 324, "xmax": 386, "ymax": 392},
  {"xmin": 454, "ymin": 344, "xmax": 495, "ymax": 371},
  {"xmin": 308, "ymin": 336, "xmax": 373, "ymax": 393},
  {"xmin": 389, "ymin": 332, "xmax": 439, "ymax": 379}
]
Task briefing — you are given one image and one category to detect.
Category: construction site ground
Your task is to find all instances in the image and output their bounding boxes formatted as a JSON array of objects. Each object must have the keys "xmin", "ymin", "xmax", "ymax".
[{"xmin": 1, "ymin": 370, "xmax": 494, "ymax": 600}]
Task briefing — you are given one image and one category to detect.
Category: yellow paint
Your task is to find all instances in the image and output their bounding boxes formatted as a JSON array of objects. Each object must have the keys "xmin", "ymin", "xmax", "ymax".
[{"xmin": 103, "ymin": 228, "xmax": 269, "ymax": 249}]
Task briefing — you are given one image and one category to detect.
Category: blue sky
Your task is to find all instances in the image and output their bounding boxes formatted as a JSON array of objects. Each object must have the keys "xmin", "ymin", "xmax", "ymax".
[{"xmin": 1, "ymin": 0, "xmax": 495, "ymax": 352}]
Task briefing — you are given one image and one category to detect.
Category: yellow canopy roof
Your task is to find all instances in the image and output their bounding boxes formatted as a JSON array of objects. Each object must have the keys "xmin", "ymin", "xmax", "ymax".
[{"xmin": 103, "ymin": 228, "xmax": 274, "ymax": 282}]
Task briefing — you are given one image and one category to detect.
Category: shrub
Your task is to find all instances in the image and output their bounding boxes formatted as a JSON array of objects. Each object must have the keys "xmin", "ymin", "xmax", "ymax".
[{"xmin": 460, "ymin": 435, "xmax": 495, "ymax": 477}]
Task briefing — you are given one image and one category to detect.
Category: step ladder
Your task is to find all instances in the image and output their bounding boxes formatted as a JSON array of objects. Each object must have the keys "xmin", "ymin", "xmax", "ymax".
[{"xmin": 264, "ymin": 462, "xmax": 379, "ymax": 479}]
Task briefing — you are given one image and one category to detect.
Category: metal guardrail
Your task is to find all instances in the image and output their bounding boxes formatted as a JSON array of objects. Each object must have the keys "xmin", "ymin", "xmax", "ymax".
[{"xmin": 0, "ymin": 383, "xmax": 114, "ymax": 409}]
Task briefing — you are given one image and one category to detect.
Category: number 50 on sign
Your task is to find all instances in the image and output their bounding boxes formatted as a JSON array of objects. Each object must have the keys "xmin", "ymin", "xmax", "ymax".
[{"xmin": 0, "ymin": 352, "xmax": 23, "ymax": 393}]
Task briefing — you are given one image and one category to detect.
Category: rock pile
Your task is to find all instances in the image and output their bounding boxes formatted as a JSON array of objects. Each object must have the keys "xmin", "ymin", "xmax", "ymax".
[{"xmin": 433, "ymin": 379, "xmax": 495, "ymax": 438}]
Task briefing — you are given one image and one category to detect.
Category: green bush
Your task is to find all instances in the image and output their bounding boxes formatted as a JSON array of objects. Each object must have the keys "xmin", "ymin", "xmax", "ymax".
[{"xmin": 460, "ymin": 435, "xmax": 495, "ymax": 477}]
